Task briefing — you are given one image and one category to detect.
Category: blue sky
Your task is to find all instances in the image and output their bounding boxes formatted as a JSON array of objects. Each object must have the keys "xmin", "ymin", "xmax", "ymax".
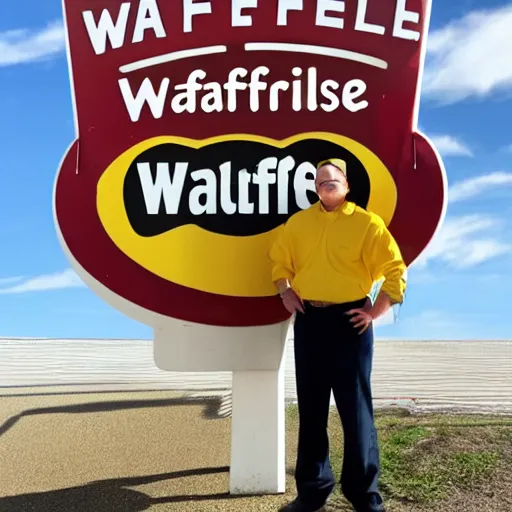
[{"xmin": 1, "ymin": 1, "xmax": 512, "ymax": 340}]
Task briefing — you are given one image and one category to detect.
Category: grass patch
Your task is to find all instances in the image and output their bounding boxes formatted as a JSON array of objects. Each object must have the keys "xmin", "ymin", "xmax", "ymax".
[
  {"xmin": 447, "ymin": 451, "xmax": 500, "ymax": 483},
  {"xmin": 285, "ymin": 405, "xmax": 512, "ymax": 511}
]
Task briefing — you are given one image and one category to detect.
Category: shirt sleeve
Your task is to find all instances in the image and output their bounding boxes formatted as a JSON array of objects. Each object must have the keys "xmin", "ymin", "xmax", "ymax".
[
  {"xmin": 269, "ymin": 222, "xmax": 295, "ymax": 284},
  {"xmin": 361, "ymin": 216, "xmax": 407, "ymax": 304}
]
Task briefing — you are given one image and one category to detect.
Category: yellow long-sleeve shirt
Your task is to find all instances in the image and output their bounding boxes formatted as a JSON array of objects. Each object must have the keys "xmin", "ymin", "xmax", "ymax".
[{"xmin": 269, "ymin": 201, "xmax": 407, "ymax": 304}]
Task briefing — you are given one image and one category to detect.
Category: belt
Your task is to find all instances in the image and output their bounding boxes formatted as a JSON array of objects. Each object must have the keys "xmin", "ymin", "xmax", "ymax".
[
  {"xmin": 308, "ymin": 301, "xmax": 338, "ymax": 308},
  {"xmin": 305, "ymin": 298, "xmax": 368, "ymax": 309}
]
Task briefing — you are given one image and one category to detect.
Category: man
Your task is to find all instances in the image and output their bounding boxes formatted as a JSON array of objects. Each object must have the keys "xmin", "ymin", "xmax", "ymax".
[{"xmin": 270, "ymin": 158, "xmax": 407, "ymax": 512}]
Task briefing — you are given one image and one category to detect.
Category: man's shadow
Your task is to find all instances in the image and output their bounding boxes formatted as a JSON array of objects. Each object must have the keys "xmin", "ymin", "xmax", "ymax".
[{"xmin": 0, "ymin": 467, "xmax": 255, "ymax": 512}]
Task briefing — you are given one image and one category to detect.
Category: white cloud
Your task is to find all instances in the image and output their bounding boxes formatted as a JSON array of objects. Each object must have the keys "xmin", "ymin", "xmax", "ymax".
[
  {"xmin": 374, "ymin": 308, "xmax": 395, "ymax": 328},
  {"xmin": 374, "ymin": 309, "xmax": 468, "ymax": 340},
  {"xmin": 0, "ymin": 276, "xmax": 24, "ymax": 287},
  {"xmin": 407, "ymin": 267, "xmax": 437, "ymax": 285},
  {"xmin": 415, "ymin": 214, "xmax": 511, "ymax": 269},
  {"xmin": 404, "ymin": 310, "xmax": 457, "ymax": 329},
  {"xmin": 429, "ymin": 135, "xmax": 473, "ymax": 157},
  {"xmin": 0, "ymin": 269, "xmax": 85, "ymax": 294},
  {"xmin": 476, "ymin": 273, "xmax": 502, "ymax": 283},
  {"xmin": 449, "ymin": 172, "xmax": 512, "ymax": 203},
  {"xmin": 423, "ymin": 5, "xmax": 512, "ymax": 102},
  {"xmin": 0, "ymin": 21, "xmax": 65, "ymax": 67}
]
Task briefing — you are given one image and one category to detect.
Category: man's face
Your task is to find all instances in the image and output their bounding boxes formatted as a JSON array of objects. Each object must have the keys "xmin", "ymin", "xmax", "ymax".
[{"xmin": 315, "ymin": 164, "xmax": 349, "ymax": 206}]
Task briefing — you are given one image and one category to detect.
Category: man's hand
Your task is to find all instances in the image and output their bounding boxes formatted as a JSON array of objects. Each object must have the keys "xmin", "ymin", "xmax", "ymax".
[
  {"xmin": 362, "ymin": 298, "xmax": 373, "ymax": 312},
  {"xmin": 346, "ymin": 308, "xmax": 373, "ymax": 334},
  {"xmin": 347, "ymin": 291, "xmax": 395, "ymax": 333},
  {"xmin": 280, "ymin": 288, "xmax": 304, "ymax": 315}
]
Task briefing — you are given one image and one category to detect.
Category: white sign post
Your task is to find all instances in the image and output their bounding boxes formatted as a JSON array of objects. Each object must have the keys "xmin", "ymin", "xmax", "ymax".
[{"xmin": 154, "ymin": 318, "xmax": 289, "ymax": 494}]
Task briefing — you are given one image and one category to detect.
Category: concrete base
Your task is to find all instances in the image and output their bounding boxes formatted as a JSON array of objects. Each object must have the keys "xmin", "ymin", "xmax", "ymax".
[{"xmin": 229, "ymin": 368, "xmax": 286, "ymax": 495}]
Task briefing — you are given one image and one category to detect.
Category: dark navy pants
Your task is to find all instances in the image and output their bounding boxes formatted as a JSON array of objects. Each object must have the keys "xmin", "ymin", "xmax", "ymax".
[{"xmin": 293, "ymin": 299, "xmax": 384, "ymax": 512}]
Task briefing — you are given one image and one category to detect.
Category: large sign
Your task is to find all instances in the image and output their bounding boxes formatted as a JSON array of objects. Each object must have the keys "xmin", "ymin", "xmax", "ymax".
[{"xmin": 54, "ymin": 0, "xmax": 446, "ymax": 327}]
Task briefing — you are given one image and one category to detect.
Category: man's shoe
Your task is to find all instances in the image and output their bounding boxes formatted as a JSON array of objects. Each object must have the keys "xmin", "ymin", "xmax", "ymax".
[
  {"xmin": 278, "ymin": 497, "xmax": 327, "ymax": 512},
  {"xmin": 351, "ymin": 493, "xmax": 386, "ymax": 512}
]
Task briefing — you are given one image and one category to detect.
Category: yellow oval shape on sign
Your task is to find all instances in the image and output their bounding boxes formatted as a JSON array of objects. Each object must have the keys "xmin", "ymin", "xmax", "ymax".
[{"xmin": 96, "ymin": 132, "xmax": 397, "ymax": 297}]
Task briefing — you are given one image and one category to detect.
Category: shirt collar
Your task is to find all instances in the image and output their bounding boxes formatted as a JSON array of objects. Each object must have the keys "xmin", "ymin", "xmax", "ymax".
[{"xmin": 318, "ymin": 200, "xmax": 356, "ymax": 216}]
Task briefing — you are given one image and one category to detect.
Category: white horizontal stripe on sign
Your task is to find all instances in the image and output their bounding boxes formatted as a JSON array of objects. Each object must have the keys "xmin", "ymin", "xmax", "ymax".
[
  {"xmin": 120, "ymin": 45, "xmax": 228, "ymax": 73},
  {"xmin": 245, "ymin": 42, "xmax": 388, "ymax": 70}
]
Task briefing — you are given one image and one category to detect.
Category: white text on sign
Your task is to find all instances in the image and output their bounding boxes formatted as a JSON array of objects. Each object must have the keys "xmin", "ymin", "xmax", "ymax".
[{"xmin": 82, "ymin": 0, "xmax": 422, "ymax": 56}]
